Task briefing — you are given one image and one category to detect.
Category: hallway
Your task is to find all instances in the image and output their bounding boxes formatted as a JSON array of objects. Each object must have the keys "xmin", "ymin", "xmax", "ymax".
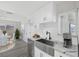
[{"xmin": 0, "ymin": 40, "xmax": 28, "ymax": 57}]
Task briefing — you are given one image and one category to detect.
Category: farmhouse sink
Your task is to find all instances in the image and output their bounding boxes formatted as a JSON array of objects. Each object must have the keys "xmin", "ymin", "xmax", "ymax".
[{"xmin": 36, "ymin": 39, "xmax": 54, "ymax": 46}]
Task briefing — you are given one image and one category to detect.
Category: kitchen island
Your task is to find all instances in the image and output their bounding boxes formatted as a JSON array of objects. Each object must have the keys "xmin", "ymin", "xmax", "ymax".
[{"xmin": 30, "ymin": 38, "xmax": 78, "ymax": 57}]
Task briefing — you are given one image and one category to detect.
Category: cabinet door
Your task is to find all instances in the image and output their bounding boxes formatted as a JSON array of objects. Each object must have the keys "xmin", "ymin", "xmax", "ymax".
[
  {"xmin": 34, "ymin": 47, "xmax": 40, "ymax": 57},
  {"xmin": 44, "ymin": 53, "xmax": 52, "ymax": 57},
  {"xmin": 39, "ymin": 49, "xmax": 52, "ymax": 57},
  {"xmin": 34, "ymin": 47, "xmax": 52, "ymax": 57},
  {"xmin": 54, "ymin": 50, "xmax": 62, "ymax": 57},
  {"xmin": 34, "ymin": 47, "xmax": 45, "ymax": 57},
  {"xmin": 55, "ymin": 50, "xmax": 70, "ymax": 57},
  {"xmin": 58, "ymin": 13, "xmax": 69, "ymax": 34},
  {"xmin": 58, "ymin": 11, "xmax": 77, "ymax": 35}
]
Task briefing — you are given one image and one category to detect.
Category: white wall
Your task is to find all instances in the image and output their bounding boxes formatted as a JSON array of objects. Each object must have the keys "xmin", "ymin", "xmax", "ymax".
[
  {"xmin": 55, "ymin": 1, "xmax": 78, "ymax": 45},
  {"xmin": 23, "ymin": 1, "xmax": 79, "ymax": 45},
  {"xmin": 24, "ymin": 2, "xmax": 69, "ymax": 43},
  {"xmin": 30, "ymin": 2, "xmax": 56, "ymax": 24},
  {"xmin": 23, "ymin": 2, "xmax": 59, "ymax": 43}
]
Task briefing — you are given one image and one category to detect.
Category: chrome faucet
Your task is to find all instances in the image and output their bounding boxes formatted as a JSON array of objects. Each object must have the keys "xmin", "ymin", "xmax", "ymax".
[{"xmin": 46, "ymin": 31, "xmax": 52, "ymax": 40}]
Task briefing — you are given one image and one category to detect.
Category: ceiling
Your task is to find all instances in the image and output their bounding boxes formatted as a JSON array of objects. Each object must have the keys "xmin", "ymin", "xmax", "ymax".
[
  {"xmin": 0, "ymin": 1, "xmax": 50, "ymax": 19},
  {"xmin": 0, "ymin": 1, "xmax": 79, "ymax": 22},
  {"xmin": 53, "ymin": 1, "xmax": 79, "ymax": 14}
]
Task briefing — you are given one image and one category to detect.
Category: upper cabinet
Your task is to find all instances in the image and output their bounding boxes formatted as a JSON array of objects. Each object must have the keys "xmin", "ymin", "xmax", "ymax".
[
  {"xmin": 39, "ymin": 21, "xmax": 57, "ymax": 30},
  {"xmin": 57, "ymin": 10, "xmax": 77, "ymax": 36},
  {"xmin": 58, "ymin": 13, "xmax": 69, "ymax": 34}
]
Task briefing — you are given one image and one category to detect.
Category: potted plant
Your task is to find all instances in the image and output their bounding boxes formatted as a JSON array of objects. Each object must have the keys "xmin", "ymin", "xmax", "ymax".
[
  {"xmin": 15, "ymin": 29, "xmax": 20, "ymax": 39},
  {"xmin": 3, "ymin": 30, "xmax": 6, "ymax": 35}
]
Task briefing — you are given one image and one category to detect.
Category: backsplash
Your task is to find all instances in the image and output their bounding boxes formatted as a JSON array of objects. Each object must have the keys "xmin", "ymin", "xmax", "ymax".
[{"xmin": 39, "ymin": 24, "xmax": 78, "ymax": 46}]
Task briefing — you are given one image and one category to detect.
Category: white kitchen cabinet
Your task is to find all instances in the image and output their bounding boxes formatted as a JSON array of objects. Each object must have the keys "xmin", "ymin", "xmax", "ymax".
[
  {"xmin": 44, "ymin": 52, "xmax": 52, "ymax": 57},
  {"xmin": 34, "ymin": 47, "xmax": 52, "ymax": 57},
  {"xmin": 39, "ymin": 49, "xmax": 51, "ymax": 57},
  {"xmin": 34, "ymin": 47, "xmax": 70, "ymax": 57},
  {"xmin": 58, "ymin": 13, "xmax": 69, "ymax": 34},
  {"xmin": 34, "ymin": 47, "xmax": 40, "ymax": 57},
  {"xmin": 54, "ymin": 50, "xmax": 70, "ymax": 57},
  {"xmin": 39, "ymin": 21, "xmax": 57, "ymax": 30},
  {"xmin": 58, "ymin": 10, "xmax": 77, "ymax": 35}
]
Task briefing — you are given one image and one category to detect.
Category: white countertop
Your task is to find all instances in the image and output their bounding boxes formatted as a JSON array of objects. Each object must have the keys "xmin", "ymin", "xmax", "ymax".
[{"xmin": 53, "ymin": 42, "xmax": 78, "ymax": 57}]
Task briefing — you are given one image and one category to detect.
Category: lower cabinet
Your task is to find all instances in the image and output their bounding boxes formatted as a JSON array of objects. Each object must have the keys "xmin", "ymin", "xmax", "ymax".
[
  {"xmin": 54, "ymin": 50, "xmax": 70, "ymax": 57},
  {"xmin": 34, "ymin": 47, "xmax": 52, "ymax": 57}
]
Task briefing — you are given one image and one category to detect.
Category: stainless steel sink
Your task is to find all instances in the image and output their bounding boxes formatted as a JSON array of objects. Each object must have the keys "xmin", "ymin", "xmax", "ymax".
[{"xmin": 36, "ymin": 39, "xmax": 54, "ymax": 46}]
